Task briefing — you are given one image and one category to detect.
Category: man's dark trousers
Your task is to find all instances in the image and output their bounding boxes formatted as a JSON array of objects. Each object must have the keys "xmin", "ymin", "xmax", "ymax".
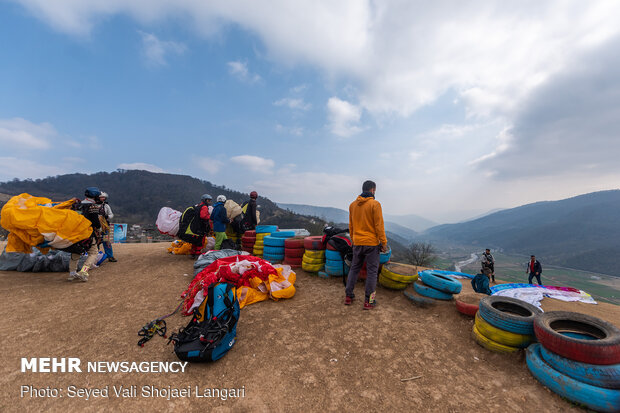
[
  {"xmin": 528, "ymin": 272, "xmax": 542, "ymax": 285},
  {"xmin": 345, "ymin": 245, "xmax": 380, "ymax": 299}
]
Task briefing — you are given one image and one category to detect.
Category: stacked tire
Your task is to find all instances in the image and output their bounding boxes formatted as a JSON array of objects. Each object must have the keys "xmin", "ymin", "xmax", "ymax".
[
  {"xmin": 302, "ymin": 236, "xmax": 325, "ymax": 273},
  {"xmin": 323, "ymin": 238, "xmax": 350, "ymax": 277},
  {"xmin": 241, "ymin": 230, "xmax": 256, "ymax": 254},
  {"xmin": 262, "ymin": 231, "xmax": 296, "ymax": 264},
  {"xmin": 472, "ymin": 296, "xmax": 540, "ymax": 353},
  {"xmin": 283, "ymin": 237, "xmax": 305, "ymax": 268},
  {"xmin": 379, "ymin": 263, "xmax": 418, "ymax": 290},
  {"xmin": 253, "ymin": 225, "xmax": 278, "ymax": 257},
  {"xmin": 413, "ymin": 270, "xmax": 462, "ymax": 300},
  {"xmin": 526, "ymin": 312, "xmax": 620, "ymax": 412},
  {"xmin": 455, "ymin": 292, "xmax": 487, "ymax": 317}
]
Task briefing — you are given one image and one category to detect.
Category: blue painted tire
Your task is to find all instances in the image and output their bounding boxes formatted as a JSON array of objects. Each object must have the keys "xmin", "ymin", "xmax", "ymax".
[
  {"xmin": 479, "ymin": 296, "xmax": 542, "ymax": 335},
  {"xmin": 263, "ymin": 253, "xmax": 284, "ymax": 261},
  {"xmin": 326, "ymin": 258, "xmax": 344, "ymax": 267},
  {"xmin": 419, "ymin": 271, "xmax": 462, "ymax": 294},
  {"xmin": 325, "ymin": 250, "xmax": 342, "ymax": 261},
  {"xmin": 413, "ymin": 281, "xmax": 453, "ymax": 300},
  {"xmin": 272, "ymin": 231, "xmax": 296, "ymax": 238},
  {"xmin": 325, "ymin": 265, "xmax": 347, "ymax": 276},
  {"xmin": 526, "ymin": 344, "xmax": 620, "ymax": 412},
  {"xmin": 263, "ymin": 245, "xmax": 284, "ymax": 255},
  {"xmin": 539, "ymin": 344, "xmax": 620, "ymax": 389},
  {"xmin": 263, "ymin": 236, "xmax": 286, "ymax": 247},
  {"xmin": 255, "ymin": 225, "xmax": 277, "ymax": 234},
  {"xmin": 379, "ymin": 246, "xmax": 392, "ymax": 264},
  {"xmin": 403, "ymin": 290, "xmax": 435, "ymax": 307}
]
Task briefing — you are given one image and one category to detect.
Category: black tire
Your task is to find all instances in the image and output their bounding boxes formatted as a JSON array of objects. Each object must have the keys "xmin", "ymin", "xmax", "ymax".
[{"xmin": 478, "ymin": 296, "xmax": 542, "ymax": 335}]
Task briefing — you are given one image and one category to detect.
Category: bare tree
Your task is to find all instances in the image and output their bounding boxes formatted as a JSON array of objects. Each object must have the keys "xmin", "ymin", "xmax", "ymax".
[{"xmin": 406, "ymin": 242, "xmax": 437, "ymax": 267}]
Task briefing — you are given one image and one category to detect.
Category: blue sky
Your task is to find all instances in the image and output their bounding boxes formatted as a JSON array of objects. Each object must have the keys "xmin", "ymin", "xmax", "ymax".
[{"xmin": 1, "ymin": 1, "xmax": 620, "ymax": 222}]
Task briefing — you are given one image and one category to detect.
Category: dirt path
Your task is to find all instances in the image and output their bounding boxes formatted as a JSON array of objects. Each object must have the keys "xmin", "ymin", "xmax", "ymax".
[{"xmin": 1, "ymin": 243, "xmax": 618, "ymax": 412}]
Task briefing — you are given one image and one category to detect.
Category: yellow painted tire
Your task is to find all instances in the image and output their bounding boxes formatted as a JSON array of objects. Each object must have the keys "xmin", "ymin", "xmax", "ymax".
[
  {"xmin": 302, "ymin": 255, "xmax": 324, "ymax": 265},
  {"xmin": 302, "ymin": 263, "xmax": 324, "ymax": 273},
  {"xmin": 256, "ymin": 233, "xmax": 268, "ymax": 240},
  {"xmin": 304, "ymin": 249, "xmax": 325, "ymax": 259},
  {"xmin": 381, "ymin": 264, "xmax": 418, "ymax": 283},
  {"xmin": 254, "ymin": 240, "xmax": 264, "ymax": 247},
  {"xmin": 475, "ymin": 312, "xmax": 534, "ymax": 348},
  {"xmin": 472, "ymin": 325, "xmax": 519, "ymax": 354},
  {"xmin": 378, "ymin": 273, "xmax": 408, "ymax": 290},
  {"xmin": 253, "ymin": 247, "xmax": 264, "ymax": 254}
]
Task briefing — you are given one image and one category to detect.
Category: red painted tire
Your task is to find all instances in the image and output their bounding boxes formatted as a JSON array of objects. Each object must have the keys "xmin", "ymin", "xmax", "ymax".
[
  {"xmin": 285, "ymin": 237, "xmax": 305, "ymax": 248},
  {"xmin": 534, "ymin": 311, "xmax": 620, "ymax": 365},
  {"xmin": 455, "ymin": 299, "xmax": 479, "ymax": 317},
  {"xmin": 283, "ymin": 256, "xmax": 303, "ymax": 265},
  {"xmin": 284, "ymin": 248, "xmax": 305, "ymax": 258},
  {"xmin": 241, "ymin": 235, "xmax": 256, "ymax": 243},
  {"xmin": 304, "ymin": 236, "xmax": 325, "ymax": 251},
  {"xmin": 244, "ymin": 230, "xmax": 256, "ymax": 237},
  {"xmin": 242, "ymin": 247, "xmax": 254, "ymax": 254},
  {"xmin": 283, "ymin": 262, "xmax": 301, "ymax": 269}
]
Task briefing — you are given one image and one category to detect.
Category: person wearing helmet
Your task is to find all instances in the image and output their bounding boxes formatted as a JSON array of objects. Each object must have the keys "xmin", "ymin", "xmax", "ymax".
[
  {"xmin": 211, "ymin": 195, "xmax": 230, "ymax": 249},
  {"xmin": 68, "ymin": 187, "xmax": 106, "ymax": 282},
  {"xmin": 240, "ymin": 191, "xmax": 259, "ymax": 232},
  {"xmin": 190, "ymin": 194, "xmax": 213, "ymax": 256},
  {"xmin": 97, "ymin": 192, "xmax": 117, "ymax": 262}
]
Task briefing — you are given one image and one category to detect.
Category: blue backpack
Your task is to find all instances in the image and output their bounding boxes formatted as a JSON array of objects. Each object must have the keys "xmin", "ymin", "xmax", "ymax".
[{"xmin": 170, "ymin": 283, "xmax": 240, "ymax": 362}]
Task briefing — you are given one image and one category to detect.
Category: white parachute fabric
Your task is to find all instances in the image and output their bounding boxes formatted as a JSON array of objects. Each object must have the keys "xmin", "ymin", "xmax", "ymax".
[{"xmin": 156, "ymin": 207, "xmax": 182, "ymax": 236}]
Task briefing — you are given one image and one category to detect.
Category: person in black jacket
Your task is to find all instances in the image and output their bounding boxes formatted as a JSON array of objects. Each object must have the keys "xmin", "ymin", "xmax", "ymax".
[{"xmin": 526, "ymin": 255, "xmax": 543, "ymax": 285}]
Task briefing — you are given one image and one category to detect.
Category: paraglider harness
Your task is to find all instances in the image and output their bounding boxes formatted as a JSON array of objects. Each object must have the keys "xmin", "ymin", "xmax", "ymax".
[
  {"xmin": 322, "ymin": 226, "xmax": 353, "ymax": 286},
  {"xmin": 178, "ymin": 203, "xmax": 210, "ymax": 246},
  {"xmin": 137, "ymin": 300, "xmax": 185, "ymax": 347},
  {"xmin": 59, "ymin": 200, "xmax": 104, "ymax": 255}
]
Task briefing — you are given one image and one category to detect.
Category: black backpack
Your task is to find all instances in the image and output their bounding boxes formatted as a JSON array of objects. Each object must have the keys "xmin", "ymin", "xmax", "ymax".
[
  {"xmin": 178, "ymin": 204, "xmax": 208, "ymax": 245},
  {"xmin": 322, "ymin": 226, "xmax": 353, "ymax": 285}
]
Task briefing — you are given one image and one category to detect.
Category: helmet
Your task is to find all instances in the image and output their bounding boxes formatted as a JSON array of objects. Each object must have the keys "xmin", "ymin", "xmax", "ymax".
[
  {"xmin": 250, "ymin": 191, "xmax": 258, "ymax": 199},
  {"xmin": 217, "ymin": 195, "xmax": 226, "ymax": 203},
  {"xmin": 201, "ymin": 194, "xmax": 212, "ymax": 202},
  {"xmin": 100, "ymin": 192, "xmax": 108, "ymax": 199},
  {"xmin": 85, "ymin": 187, "xmax": 101, "ymax": 199}
]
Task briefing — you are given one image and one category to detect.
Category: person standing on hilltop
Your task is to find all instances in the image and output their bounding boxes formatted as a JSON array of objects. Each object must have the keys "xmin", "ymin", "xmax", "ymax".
[
  {"xmin": 190, "ymin": 194, "xmax": 213, "ymax": 256},
  {"xmin": 345, "ymin": 180, "xmax": 388, "ymax": 310},
  {"xmin": 527, "ymin": 255, "xmax": 543, "ymax": 285},
  {"xmin": 481, "ymin": 248, "xmax": 495, "ymax": 283},
  {"xmin": 240, "ymin": 191, "xmax": 259, "ymax": 231},
  {"xmin": 97, "ymin": 192, "xmax": 117, "ymax": 262},
  {"xmin": 211, "ymin": 195, "xmax": 230, "ymax": 250}
]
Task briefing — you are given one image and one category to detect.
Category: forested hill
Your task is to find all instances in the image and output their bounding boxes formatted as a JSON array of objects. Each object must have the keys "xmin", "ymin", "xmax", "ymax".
[
  {"xmin": 424, "ymin": 190, "xmax": 620, "ymax": 276},
  {"xmin": 0, "ymin": 170, "xmax": 326, "ymax": 233}
]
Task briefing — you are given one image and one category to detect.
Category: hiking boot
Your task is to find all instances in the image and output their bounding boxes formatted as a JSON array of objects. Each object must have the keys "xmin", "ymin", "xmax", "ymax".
[
  {"xmin": 67, "ymin": 271, "xmax": 78, "ymax": 281},
  {"xmin": 363, "ymin": 300, "xmax": 376, "ymax": 310},
  {"xmin": 75, "ymin": 267, "xmax": 89, "ymax": 282},
  {"xmin": 108, "ymin": 257, "xmax": 117, "ymax": 262},
  {"xmin": 344, "ymin": 296, "xmax": 354, "ymax": 305}
]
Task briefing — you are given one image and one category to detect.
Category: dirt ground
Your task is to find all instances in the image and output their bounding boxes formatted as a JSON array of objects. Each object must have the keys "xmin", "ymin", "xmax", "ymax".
[{"xmin": 1, "ymin": 243, "xmax": 619, "ymax": 412}]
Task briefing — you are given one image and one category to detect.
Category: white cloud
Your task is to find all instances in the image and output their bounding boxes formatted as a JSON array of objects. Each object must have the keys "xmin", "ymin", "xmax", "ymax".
[
  {"xmin": 227, "ymin": 61, "xmax": 261, "ymax": 83},
  {"xmin": 275, "ymin": 124, "xmax": 303, "ymax": 136},
  {"xmin": 139, "ymin": 31, "xmax": 186, "ymax": 67},
  {"xmin": 195, "ymin": 157, "xmax": 223, "ymax": 174},
  {"xmin": 290, "ymin": 84, "xmax": 308, "ymax": 93},
  {"xmin": 327, "ymin": 97, "xmax": 362, "ymax": 137},
  {"xmin": 230, "ymin": 155, "xmax": 274, "ymax": 172},
  {"xmin": 273, "ymin": 98, "xmax": 311, "ymax": 111},
  {"xmin": 117, "ymin": 162, "xmax": 165, "ymax": 173},
  {"xmin": 0, "ymin": 117, "xmax": 55, "ymax": 150},
  {"xmin": 0, "ymin": 156, "xmax": 64, "ymax": 180}
]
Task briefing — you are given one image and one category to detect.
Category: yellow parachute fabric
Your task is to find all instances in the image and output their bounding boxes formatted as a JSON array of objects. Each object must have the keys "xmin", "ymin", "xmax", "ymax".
[
  {"xmin": 0, "ymin": 193, "xmax": 93, "ymax": 253},
  {"xmin": 167, "ymin": 240, "xmax": 193, "ymax": 255},
  {"xmin": 236, "ymin": 265, "xmax": 296, "ymax": 309}
]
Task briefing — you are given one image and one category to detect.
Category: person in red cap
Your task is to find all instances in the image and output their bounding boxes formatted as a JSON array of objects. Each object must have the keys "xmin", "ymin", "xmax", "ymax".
[{"xmin": 240, "ymin": 191, "xmax": 259, "ymax": 231}]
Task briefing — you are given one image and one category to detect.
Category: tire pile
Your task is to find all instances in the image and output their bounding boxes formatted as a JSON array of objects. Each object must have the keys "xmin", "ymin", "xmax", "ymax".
[
  {"xmin": 263, "ymin": 231, "xmax": 296, "ymax": 264},
  {"xmin": 378, "ymin": 263, "xmax": 418, "ymax": 290},
  {"xmin": 323, "ymin": 248, "xmax": 348, "ymax": 277},
  {"xmin": 302, "ymin": 236, "xmax": 325, "ymax": 274},
  {"xmin": 454, "ymin": 292, "xmax": 486, "ymax": 317},
  {"xmin": 526, "ymin": 312, "xmax": 620, "ymax": 412},
  {"xmin": 472, "ymin": 296, "xmax": 540, "ymax": 353},
  {"xmin": 283, "ymin": 237, "xmax": 305, "ymax": 268},
  {"xmin": 241, "ymin": 230, "xmax": 256, "ymax": 254},
  {"xmin": 253, "ymin": 225, "xmax": 278, "ymax": 257},
  {"xmin": 413, "ymin": 270, "xmax": 463, "ymax": 300}
]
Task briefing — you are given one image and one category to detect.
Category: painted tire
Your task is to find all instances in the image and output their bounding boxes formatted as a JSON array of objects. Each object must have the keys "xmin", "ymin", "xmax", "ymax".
[
  {"xmin": 455, "ymin": 295, "xmax": 480, "ymax": 317},
  {"xmin": 304, "ymin": 236, "xmax": 324, "ymax": 250},
  {"xmin": 242, "ymin": 247, "xmax": 254, "ymax": 254},
  {"xmin": 539, "ymin": 344, "xmax": 620, "ymax": 389},
  {"xmin": 272, "ymin": 231, "xmax": 296, "ymax": 238},
  {"xmin": 302, "ymin": 255, "xmax": 324, "ymax": 265},
  {"xmin": 283, "ymin": 256, "xmax": 303, "ymax": 265},
  {"xmin": 263, "ymin": 236, "xmax": 286, "ymax": 247},
  {"xmin": 302, "ymin": 263, "xmax": 324, "ymax": 273},
  {"xmin": 325, "ymin": 264, "xmax": 348, "ymax": 276},
  {"xmin": 325, "ymin": 250, "xmax": 342, "ymax": 261},
  {"xmin": 243, "ymin": 230, "xmax": 256, "ymax": 237},
  {"xmin": 379, "ymin": 246, "xmax": 392, "ymax": 264},
  {"xmin": 283, "ymin": 263, "xmax": 301, "ymax": 269},
  {"xmin": 241, "ymin": 235, "xmax": 256, "ymax": 243},
  {"xmin": 381, "ymin": 264, "xmax": 418, "ymax": 283},
  {"xmin": 534, "ymin": 311, "xmax": 620, "ymax": 365},
  {"xmin": 263, "ymin": 253, "xmax": 284, "ymax": 261},
  {"xmin": 253, "ymin": 248, "xmax": 263, "ymax": 255},
  {"xmin": 256, "ymin": 233, "xmax": 268, "ymax": 240},
  {"xmin": 284, "ymin": 237, "xmax": 305, "ymax": 248},
  {"xmin": 284, "ymin": 248, "xmax": 305, "ymax": 258},
  {"xmin": 254, "ymin": 239, "xmax": 264, "ymax": 246},
  {"xmin": 403, "ymin": 291, "xmax": 435, "ymax": 307},
  {"xmin": 419, "ymin": 271, "xmax": 462, "ymax": 294},
  {"xmin": 304, "ymin": 249, "xmax": 325, "ymax": 259},
  {"xmin": 478, "ymin": 296, "xmax": 542, "ymax": 335},
  {"xmin": 413, "ymin": 281, "xmax": 453, "ymax": 300},
  {"xmin": 255, "ymin": 225, "xmax": 278, "ymax": 234},
  {"xmin": 526, "ymin": 344, "xmax": 620, "ymax": 412},
  {"xmin": 263, "ymin": 245, "xmax": 284, "ymax": 255},
  {"xmin": 472, "ymin": 325, "xmax": 519, "ymax": 354},
  {"xmin": 326, "ymin": 258, "xmax": 344, "ymax": 267},
  {"xmin": 379, "ymin": 274, "xmax": 409, "ymax": 290},
  {"xmin": 475, "ymin": 312, "xmax": 534, "ymax": 348},
  {"xmin": 241, "ymin": 243, "xmax": 255, "ymax": 249}
]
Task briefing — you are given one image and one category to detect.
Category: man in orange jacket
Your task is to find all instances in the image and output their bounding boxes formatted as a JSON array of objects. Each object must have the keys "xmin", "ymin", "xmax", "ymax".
[{"xmin": 345, "ymin": 180, "xmax": 388, "ymax": 310}]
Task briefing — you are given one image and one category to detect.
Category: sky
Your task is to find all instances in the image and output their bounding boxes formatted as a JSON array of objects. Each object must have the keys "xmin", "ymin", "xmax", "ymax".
[{"xmin": 1, "ymin": 1, "xmax": 619, "ymax": 223}]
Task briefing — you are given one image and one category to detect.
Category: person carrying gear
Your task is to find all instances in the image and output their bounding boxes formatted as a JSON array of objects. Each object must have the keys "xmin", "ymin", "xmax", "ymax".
[
  {"xmin": 68, "ymin": 187, "xmax": 105, "ymax": 282},
  {"xmin": 240, "ymin": 191, "xmax": 259, "ymax": 231},
  {"xmin": 481, "ymin": 248, "xmax": 495, "ymax": 283},
  {"xmin": 344, "ymin": 180, "xmax": 388, "ymax": 310},
  {"xmin": 211, "ymin": 195, "xmax": 230, "ymax": 250},
  {"xmin": 191, "ymin": 194, "xmax": 213, "ymax": 256},
  {"xmin": 97, "ymin": 191, "xmax": 117, "ymax": 262}
]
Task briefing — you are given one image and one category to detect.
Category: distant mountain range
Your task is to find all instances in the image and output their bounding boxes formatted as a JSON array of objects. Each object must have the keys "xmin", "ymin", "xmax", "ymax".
[{"xmin": 424, "ymin": 190, "xmax": 620, "ymax": 276}]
